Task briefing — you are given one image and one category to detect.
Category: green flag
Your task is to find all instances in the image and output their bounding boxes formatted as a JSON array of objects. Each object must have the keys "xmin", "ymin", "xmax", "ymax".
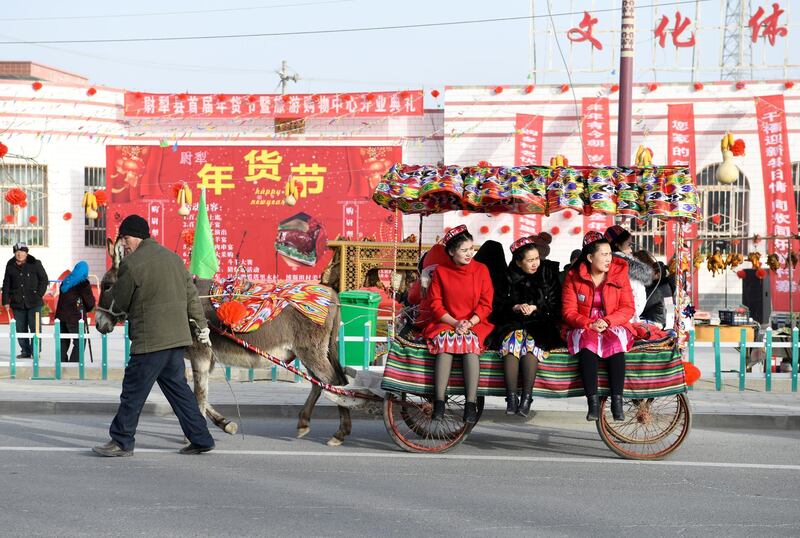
[{"xmin": 189, "ymin": 188, "xmax": 219, "ymax": 278}]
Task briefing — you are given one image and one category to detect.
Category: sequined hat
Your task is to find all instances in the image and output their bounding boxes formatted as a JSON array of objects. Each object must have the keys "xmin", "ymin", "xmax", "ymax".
[
  {"xmin": 509, "ymin": 236, "xmax": 535, "ymax": 253},
  {"xmin": 583, "ymin": 231, "xmax": 604, "ymax": 247},
  {"xmin": 440, "ymin": 224, "xmax": 468, "ymax": 246}
]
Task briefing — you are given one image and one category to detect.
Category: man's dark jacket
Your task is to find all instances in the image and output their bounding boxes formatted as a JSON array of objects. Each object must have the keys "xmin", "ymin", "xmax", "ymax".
[{"xmin": 2, "ymin": 255, "xmax": 49, "ymax": 309}]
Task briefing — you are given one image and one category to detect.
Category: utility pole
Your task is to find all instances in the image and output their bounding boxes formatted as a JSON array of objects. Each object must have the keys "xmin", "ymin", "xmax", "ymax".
[
  {"xmin": 277, "ymin": 60, "xmax": 300, "ymax": 95},
  {"xmin": 616, "ymin": 0, "xmax": 635, "ymax": 167}
]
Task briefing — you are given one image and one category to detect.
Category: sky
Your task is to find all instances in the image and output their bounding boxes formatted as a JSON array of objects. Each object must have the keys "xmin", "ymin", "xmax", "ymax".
[{"xmin": 0, "ymin": 0, "xmax": 797, "ymax": 95}]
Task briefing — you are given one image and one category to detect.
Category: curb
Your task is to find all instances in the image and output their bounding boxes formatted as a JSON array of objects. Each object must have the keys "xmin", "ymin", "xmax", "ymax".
[{"xmin": 1, "ymin": 401, "xmax": 797, "ymax": 430}]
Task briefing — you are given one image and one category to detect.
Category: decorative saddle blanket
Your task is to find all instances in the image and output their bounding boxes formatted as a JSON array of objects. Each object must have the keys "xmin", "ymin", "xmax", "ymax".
[{"xmin": 210, "ymin": 278, "xmax": 332, "ymax": 333}]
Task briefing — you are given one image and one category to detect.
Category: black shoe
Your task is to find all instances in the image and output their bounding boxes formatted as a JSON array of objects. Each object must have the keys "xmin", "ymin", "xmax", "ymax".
[
  {"xmin": 463, "ymin": 402, "xmax": 479, "ymax": 425},
  {"xmin": 517, "ymin": 393, "xmax": 533, "ymax": 418},
  {"xmin": 16, "ymin": 354, "xmax": 31, "ymax": 359},
  {"xmin": 429, "ymin": 400, "xmax": 446, "ymax": 435},
  {"xmin": 505, "ymin": 393, "xmax": 519, "ymax": 415},
  {"xmin": 179, "ymin": 443, "xmax": 215, "ymax": 455},
  {"xmin": 586, "ymin": 395, "xmax": 600, "ymax": 421},
  {"xmin": 610, "ymin": 395, "xmax": 625, "ymax": 421},
  {"xmin": 92, "ymin": 440, "xmax": 133, "ymax": 457}
]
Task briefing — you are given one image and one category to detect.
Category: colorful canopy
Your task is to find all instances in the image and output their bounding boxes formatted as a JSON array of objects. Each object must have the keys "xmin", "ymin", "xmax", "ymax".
[{"xmin": 372, "ymin": 164, "xmax": 701, "ymax": 221}]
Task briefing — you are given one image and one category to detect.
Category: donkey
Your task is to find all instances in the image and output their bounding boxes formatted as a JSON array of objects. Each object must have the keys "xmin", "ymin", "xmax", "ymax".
[{"xmin": 95, "ymin": 238, "xmax": 353, "ymax": 447}]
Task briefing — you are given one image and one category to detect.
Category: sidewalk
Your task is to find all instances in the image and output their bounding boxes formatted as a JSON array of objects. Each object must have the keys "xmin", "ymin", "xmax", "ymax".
[{"xmin": 0, "ymin": 376, "xmax": 797, "ymax": 430}]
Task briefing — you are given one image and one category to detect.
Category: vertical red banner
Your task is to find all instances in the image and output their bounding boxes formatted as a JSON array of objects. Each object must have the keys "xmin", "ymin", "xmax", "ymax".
[
  {"xmin": 581, "ymin": 97, "xmax": 613, "ymax": 233},
  {"xmin": 514, "ymin": 114, "xmax": 543, "ymax": 236},
  {"xmin": 666, "ymin": 104, "xmax": 698, "ymax": 261},
  {"xmin": 755, "ymin": 95, "xmax": 799, "ymax": 311}
]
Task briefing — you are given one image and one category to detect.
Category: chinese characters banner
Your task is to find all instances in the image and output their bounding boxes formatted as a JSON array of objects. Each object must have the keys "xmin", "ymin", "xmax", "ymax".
[
  {"xmin": 106, "ymin": 145, "xmax": 402, "ymax": 282},
  {"xmin": 754, "ymin": 94, "xmax": 799, "ymax": 311},
  {"xmin": 666, "ymin": 103, "xmax": 698, "ymax": 261},
  {"xmin": 124, "ymin": 91, "xmax": 424, "ymax": 119},
  {"xmin": 581, "ymin": 97, "xmax": 613, "ymax": 233},
  {"xmin": 514, "ymin": 114, "xmax": 543, "ymax": 236}
]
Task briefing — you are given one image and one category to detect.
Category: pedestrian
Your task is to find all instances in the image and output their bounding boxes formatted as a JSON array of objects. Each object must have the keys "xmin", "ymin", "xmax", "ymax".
[
  {"xmin": 2, "ymin": 242, "xmax": 49, "ymax": 359},
  {"xmin": 423, "ymin": 225, "xmax": 494, "ymax": 429},
  {"xmin": 54, "ymin": 261, "xmax": 95, "ymax": 363},
  {"xmin": 492, "ymin": 237, "xmax": 562, "ymax": 417},
  {"xmin": 562, "ymin": 231, "xmax": 635, "ymax": 422},
  {"xmin": 93, "ymin": 215, "xmax": 215, "ymax": 457}
]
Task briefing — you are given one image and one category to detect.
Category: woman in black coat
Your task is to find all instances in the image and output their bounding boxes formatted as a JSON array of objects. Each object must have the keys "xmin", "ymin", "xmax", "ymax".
[{"xmin": 493, "ymin": 237, "xmax": 562, "ymax": 417}]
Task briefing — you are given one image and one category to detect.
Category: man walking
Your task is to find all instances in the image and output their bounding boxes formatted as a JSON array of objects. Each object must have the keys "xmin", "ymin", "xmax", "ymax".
[
  {"xmin": 2, "ymin": 242, "xmax": 49, "ymax": 359},
  {"xmin": 93, "ymin": 215, "xmax": 215, "ymax": 457}
]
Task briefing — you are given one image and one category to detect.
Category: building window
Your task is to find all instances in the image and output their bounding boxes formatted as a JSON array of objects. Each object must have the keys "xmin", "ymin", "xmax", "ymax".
[
  {"xmin": 695, "ymin": 163, "xmax": 750, "ymax": 251},
  {"xmin": 626, "ymin": 218, "xmax": 667, "ymax": 258},
  {"xmin": 0, "ymin": 163, "xmax": 47, "ymax": 246},
  {"xmin": 84, "ymin": 167, "xmax": 106, "ymax": 248}
]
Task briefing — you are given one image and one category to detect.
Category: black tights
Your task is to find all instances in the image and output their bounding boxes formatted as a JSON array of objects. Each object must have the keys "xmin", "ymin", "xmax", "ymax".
[
  {"xmin": 502, "ymin": 353, "xmax": 539, "ymax": 395},
  {"xmin": 435, "ymin": 353, "xmax": 479, "ymax": 403},
  {"xmin": 577, "ymin": 349, "xmax": 625, "ymax": 397}
]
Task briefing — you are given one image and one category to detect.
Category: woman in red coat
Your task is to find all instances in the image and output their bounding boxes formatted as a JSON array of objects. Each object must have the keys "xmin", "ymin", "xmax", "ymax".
[
  {"xmin": 562, "ymin": 231, "xmax": 635, "ymax": 422},
  {"xmin": 423, "ymin": 225, "xmax": 494, "ymax": 427}
]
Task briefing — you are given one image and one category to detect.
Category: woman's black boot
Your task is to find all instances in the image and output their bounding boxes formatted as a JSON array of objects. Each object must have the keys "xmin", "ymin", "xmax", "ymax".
[
  {"xmin": 505, "ymin": 392, "xmax": 519, "ymax": 415},
  {"xmin": 586, "ymin": 395, "xmax": 600, "ymax": 421},
  {"xmin": 429, "ymin": 400, "xmax": 446, "ymax": 434},
  {"xmin": 517, "ymin": 392, "xmax": 533, "ymax": 418},
  {"xmin": 463, "ymin": 401, "xmax": 479, "ymax": 425},
  {"xmin": 610, "ymin": 395, "xmax": 625, "ymax": 421}
]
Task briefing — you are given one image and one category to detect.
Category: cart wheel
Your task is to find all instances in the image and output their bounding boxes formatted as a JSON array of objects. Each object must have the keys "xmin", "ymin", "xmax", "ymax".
[
  {"xmin": 384, "ymin": 393, "xmax": 484, "ymax": 453},
  {"xmin": 596, "ymin": 393, "xmax": 691, "ymax": 460}
]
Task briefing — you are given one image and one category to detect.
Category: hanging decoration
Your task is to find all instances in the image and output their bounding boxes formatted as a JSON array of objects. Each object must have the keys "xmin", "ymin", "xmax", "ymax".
[
  {"xmin": 284, "ymin": 176, "xmax": 300, "ymax": 206},
  {"xmin": 430, "ymin": 89, "xmax": 440, "ymax": 98},
  {"xmin": 3, "ymin": 215, "xmax": 12, "ymax": 224},
  {"xmin": 787, "ymin": 252, "xmax": 799, "ymax": 269},
  {"xmin": 174, "ymin": 182, "xmax": 193, "ymax": 217},
  {"xmin": 693, "ymin": 82, "xmax": 704, "ymax": 91},
  {"xmin": 785, "ymin": 81, "xmax": 795, "ymax": 89},
  {"xmin": 0, "ymin": 142, "xmax": 8, "ymax": 158},
  {"xmin": 63, "ymin": 212, "xmax": 73, "ymax": 221},
  {"xmin": 28, "ymin": 215, "xmax": 37, "ymax": 224},
  {"xmin": 549, "ymin": 155, "xmax": 568, "ymax": 167},
  {"xmin": 748, "ymin": 252, "xmax": 762, "ymax": 269},
  {"xmin": 706, "ymin": 251, "xmax": 725, "ymax": 276},
  {"xmin": 682, "ymin": 361, "xmax": 701, "ymax": 386},
  {"xmin": 494, "ymin": 86, "xmax": 503, "ymax": 94},
  {"xmin": 756, "ymin": 268, "xmax": 767, "ymax": 279},
  {"xmin": 216, "ymin": 300, "xmax": 249, "ymax": 328},
  {"xmin": 93, "ymin": 189, "xmax": 108, "ymax": 207},
  {"xmin": 647, "ymin": 83, "xmax": 659, "ymax": 92},
  {"xmin": 609, "ymin": 84, "xmax": 620, "ymax": 93},
  {"xmin": 736, "ymin": 269, "xmax": 746, "ymax": 279},
  {"xmin": 634, "ymin": 145, "xmax": 653, "ymax": 167},
  {"xmin": 766, "ymin": 253, "xmax": 781, "ymax": 271},
  {"xmin": 479, "ymin": 225, "xmax": 490, "ymax": 234},
  {"xmin": 181, "ymin": 228, "xmax": 195, "ymax": 248},
  {"xmin": 725, "ymin": 252, "xmax": 744, "ymax": 269},
  {"xmin": 571, "ymin": 226, "xmax": 582, "ymax": 235},
  {"xmin": 31, "ymin": 82, "xmax": 42, "ymax": 91},
  {"xmin": 735, "ymin": 81, "xmax": 746, "ymax": 90},
  {"xmin": 5, "ymin": 188, "xmax": 26, "ymax": 206},
  {"xmin": 550, "ymin": 226, "xmax": 561, "ymax": 235},
  {"xmin": 81, "ymin": 191, "xmax": 99, "ymax": 219},
  {"xmin": 524, "ymin": 85, "xmax": 534, "ymax": 94},
  {"xmin": 560, "ymin": 84, "xmax": 570, "ymax": 93},
  {"xmin": 86, "ymin": 87, "xmax": 97, "ymax": 97},
  {"xmin": 716, "ymin": 132, "xmax": 745, "ymax": 184},
  {"xmin": 500, "ymin": 225, "xmax": 510, "ymax": 234}
]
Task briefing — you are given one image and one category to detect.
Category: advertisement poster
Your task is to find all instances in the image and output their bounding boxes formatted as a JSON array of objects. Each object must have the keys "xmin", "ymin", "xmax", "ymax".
[{"xmin": 106, "ymin": 145, "xmax": 401, "ymax": 281}]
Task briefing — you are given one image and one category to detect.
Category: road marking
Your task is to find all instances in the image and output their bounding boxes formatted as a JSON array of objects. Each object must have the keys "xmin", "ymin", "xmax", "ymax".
[{"xmin": 1, "ymin": 446, "xmax": 800, "ymax": 471}]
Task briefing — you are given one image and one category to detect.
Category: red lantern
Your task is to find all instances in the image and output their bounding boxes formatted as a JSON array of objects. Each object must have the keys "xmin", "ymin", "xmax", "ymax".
[
  {"xmin": 399, "ymin": 91, "xmax": 410, "ymax": 99},
  {"xmin": 648, "ymin": 83, "xmax": 658, "ymax": 92},
  {"xmin": 550, "ymin": 226, "xmax": 560, "ymax": 235},
  {"xmin": 736, "ymin": 269, "xmax": 746, "ymax": 279},
  {"xmin": 31, "ymin": 82, "xmax": 43, "ymax": 91},
  {"xmin": 563, "ymin": 211, "xmax": 573, "ymax": 220},
  {"xmin": 93, "ymin": 189, "xmax": 108, "ymax": 207},
  {"xmin": 711, "ymin": 214, "xmax": 721, "ymax": 225},
  {"xmin": 430, "ymin": 89, "xmax": 440, "ymax": 98},
  {"xmin": 693, "ymin": 82, "xmax": 704, "ymax": 91},
  {"xmin": 731, "ymin": 139, "xmax": 746, "ymax": 157},
  {"xmin": 247, "ymin": 95, "xmax": 257, "ymax": 103},
  {"xmin": 0, "ymin": 142, "xmax": 7, "ymax": 158},
  {"xmin": 735, "ymin": 81, "xmax": 746, "ymax": 90},
  {"xmin": 477, "ymin": 160, "xmax": 491, "ymax": 167},
  {"xmin": 18, "ymin": 200, "xmax": 27, "ymax": 209},
  {"xmin": 785, "ymin": 81, "xmax": 795, "ymax": 90},
  {"xmin": 63, "ymin": 212, "xmax": 72, "ymax": 221},
  {"xmin": 756, "ymin": 268, "xmax": 767, "ymax": 279},
  {"xmin": 312, "ymin": 94, "xmax": 321, "ymax": 103},
  {"xmin": 571, "ymin": 226, "xmax": 582, "ymax": 235},
  {"xmin": 524, "ymin": 85, "xmax": 534, "ymax": 94},
  {"xmin": 3, "ymin": 215, "xmax": 12, "ymax": 223},
  {"xmin": 494, "ymin": 86, "xmax": 503, "ymax": 94},
  {"xmin": 176, "ymin": 93, "xmax": 188, "ymax": 101},
  {"xmin": 479, "ymin": 226, "xmax": 490, "ymax": 234},
  {"xmin": 682, "ymin": 361, "xmax": 701, "ymax": 386},
  {"xmin": 133, "ymin": 91, "xmax": 143, "ymax": 99},
  {"xmin": 216, "ymin": 94, "xmax": 228, "ymax": 102},
  {"xmin": 500, "ymin": 225, "xmax": 511, "ymax": 234},
  {"xmin": 217, "ymin": 301, "xmax": 249, "ymax": 328},
  {"xmin": 366, "ymin": 93, "xmax": 376, "ymax": 102},
  {"xmin": 86, "ymin": 87, "xmax": 97, "ymax": 97},
  {"xmin": 610, "ymin": 84, "xmax": 620, "ymax": 93},
  {"xmin": 654, "ymin": 236, "xmax": 663, "ymax": 245},
  {"xmin": 182, "ymin": 229, "xmax": 195, "ymax": 247},
  {"xmin": 461, "ymin": 210, "xmax": 470, "ymax": 216},
  {"xmin": 4, "ymin": 188, "xmax": 26, "ymax": 206},
  {"xmin": 28, "ymin": 215, "xmax": 37, "ymax": 224},
  {"xmin": 560, "ymin": 84, "xmax": 570, "ymax": 93},
  {"xmin": 282, "ymin": 94, "xmax": 291, "ymax": 103}
]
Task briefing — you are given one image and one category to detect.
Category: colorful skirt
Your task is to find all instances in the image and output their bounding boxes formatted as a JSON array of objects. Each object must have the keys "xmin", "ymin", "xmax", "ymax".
[
  {"xmin": 428, "ymin": 330, "xmax": 482, "ymax": 355},
  {"xmin": 500, "ymin": 330, "xmax": 545, "ymax": 360},
  {"xmin": 566, "ymin": 326, "xmax": 633, "ymax": 358}
]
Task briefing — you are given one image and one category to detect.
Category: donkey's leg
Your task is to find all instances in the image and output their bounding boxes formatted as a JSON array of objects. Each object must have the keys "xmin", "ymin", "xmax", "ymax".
[
  {"xmin": 326, "ymin": 405, "xmax": 352, "ymax": 447},
  {"xmin": 297, "ymin": 383, "xmax": 322, "ymax": 438},
  {"xmin": 189, "ymin": 347, "xmax": 238, "ymax": 435}
]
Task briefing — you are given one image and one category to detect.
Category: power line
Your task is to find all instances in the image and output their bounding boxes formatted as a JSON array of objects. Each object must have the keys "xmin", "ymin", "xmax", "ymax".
[
  {"xmin": 0, "ymin": 0, "xmax": 710, "ymax": 45},
  {"xmin": 0, "ymin": 0, "xmax": 351, "ymax": 21}
]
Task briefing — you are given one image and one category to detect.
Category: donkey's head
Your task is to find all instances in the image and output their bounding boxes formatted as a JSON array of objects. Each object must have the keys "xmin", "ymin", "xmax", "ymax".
[{"xmin": 95, "ymin": 237, "xmax": 125, "ymax": 334}]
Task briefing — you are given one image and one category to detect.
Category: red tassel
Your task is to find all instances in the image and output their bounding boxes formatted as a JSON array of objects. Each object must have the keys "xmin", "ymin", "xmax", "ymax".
[
  {"xmin": 494, "ymin": 86, "xmax": 503, "ymax": 94},
  {"xmin": 693, "ymin": 82, "xmax": 704, "ymax": 91},
  {"xmin": 0, "ymin": 142, "xmax": 7, "ymax": 158},
  {"xmin": 28, "ymin": 215, "xmax": 37, "ymax": 224},
  {"xmin": 563, "ymin": 211, "xmax": 573, "ymax": 220},
  {"xmin": 550, "ymin": 226, "xmax": 560, "ymax": 235},
  {"xmin": 63, "ymin": 212, "xmax": 72, "ymax": 221},
  {"xmin": 736, "ymin": 269, "xmax": 746, "ymax": 279},
  {"xmin": 571, "ymin": 226, "xmax": 582, "ymax": 235},
  {"xmin": 133, "ymin": 91, "xmax": 143, "ymax": 99},
  {"xmin": 430, "ymin": 89, "xmax": 440, "ymax": 98},
  {"xmin": 524, "ymin": 85, "xmax": 534, "ymax": 94},
  {"xmin": 785, "ymin": 81, "xmax": 795, "ymax": 89},
  {"xmin": 560, "ymin": 84, "xmax": 570, "ymax": 93},
  {"xmin": 731, "ymin": 139, "xmax": 746, "ymax": 157},
  {"xmin": 610, "ymin": 84, "xmax": 620, "ymax": 93},
  {"xmin": 86, "ymin": 87, "xmax": 97, "ymax": 97},
  {"xmin": 682, "ymin": 361, "xmax": 701, "ymax": 386},
  {"xmin": 31, "ymin": 82, "xmax": 43, "ymax": 91},
  {"xmin": 479, "ymin": 226, "xmax": 490, "ymax": 234},
  {"xmin": 247, "ymin": 95, "xmax": 258, "ymax": 103},
  {"xmin": 217, "ymin": 301, "xmax": 249, "ymax": 328},
  {"xmin": 648, "ymin": 83, "xmax": 658, "ymax": 92},
  {"xmin": 500, "ymin": 225, "xmax": 511, "ymax": 234}
]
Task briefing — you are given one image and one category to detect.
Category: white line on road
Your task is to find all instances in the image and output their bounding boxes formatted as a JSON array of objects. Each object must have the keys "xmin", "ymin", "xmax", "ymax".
[{"xmin": 2, "ymin": 446, "xmax": 800, "ymax": 471}]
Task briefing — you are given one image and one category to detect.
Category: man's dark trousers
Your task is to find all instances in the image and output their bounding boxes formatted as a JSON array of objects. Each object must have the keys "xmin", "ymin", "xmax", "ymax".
[
  {"xmin": 109, "ymin": 347, "xmax": 214, "ymax": 452},
  {"xmin": 13, "ymin": 306, "xmax": 41, "ymax": 357}
]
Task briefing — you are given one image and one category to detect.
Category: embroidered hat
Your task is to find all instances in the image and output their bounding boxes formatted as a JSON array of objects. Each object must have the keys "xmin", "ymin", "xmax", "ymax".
[
  {"xmin": 583, "ymin": 231, "xmax": 604, "ymax": 247},
  {"xmin": 509, "ymin": 236, "xmax": 535, "ymax": 253},
  {"xmin": 603, "ymin": 225, "xmax": 630, "ymax": 246},
  {"xmin": 440, "ymin": 224, "xmax": 468, "ymax": 246}
]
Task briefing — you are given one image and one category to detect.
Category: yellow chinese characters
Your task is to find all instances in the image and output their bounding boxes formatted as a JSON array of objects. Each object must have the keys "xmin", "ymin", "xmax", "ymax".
[
  {"xmin": 290, "ymin": 163, "xmax": 327, "ymax": 197},
  {"xmin": 244, "ymin": 150, "xmax": 282, "ymax": 182},
  {"xmin": 196, "ymin": 163, "xmax": 235, "ymax": 195}
]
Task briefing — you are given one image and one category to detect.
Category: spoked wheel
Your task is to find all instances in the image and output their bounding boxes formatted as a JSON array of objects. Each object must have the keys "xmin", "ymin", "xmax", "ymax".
[
  {"xmin": 596, "ymin": 393, "xmax": 691, "ymax": 460},
  {"xmin": 384, "ymin": 393, "xmax": 485, "ymax": 453}
]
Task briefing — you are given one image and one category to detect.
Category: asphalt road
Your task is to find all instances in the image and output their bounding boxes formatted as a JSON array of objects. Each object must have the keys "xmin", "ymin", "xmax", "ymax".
[{"xmin": 0, "ymin": 414, "xmax": 798, "ymax": 537}]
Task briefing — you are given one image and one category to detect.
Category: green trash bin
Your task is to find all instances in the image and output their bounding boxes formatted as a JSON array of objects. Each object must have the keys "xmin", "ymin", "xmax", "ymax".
[{"xmin": 339, "ymin": 290, "xmax": 381, "ymax": 367}]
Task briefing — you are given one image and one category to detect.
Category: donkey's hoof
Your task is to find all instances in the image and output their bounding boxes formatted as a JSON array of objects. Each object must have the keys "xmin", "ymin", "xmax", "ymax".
[
  {"xmin": 224, "ymin": 422, "xmax": 238, "ymax": 435},
  {"xmin": 296, "ymin": 427, "xmax": 310, "ymax": 438},
  {"xmin": 326, "ymin": 436, "xmax": 344, "ymax": 447}
]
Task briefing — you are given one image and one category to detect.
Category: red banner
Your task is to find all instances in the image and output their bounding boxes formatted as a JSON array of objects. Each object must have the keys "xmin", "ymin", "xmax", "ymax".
[
  {"xmin": 514, "ymin": 114, "xmax": 543, "ymax": 236},
  {"xmin": 666, "ymin": 103, "xmax": 698, "ymax": 261},
  {"xmin": 124, "ymin": 91, "xmax": 424, "ymax": 118},
  {"xmin": 106, "ymin": 145, "xmax": 402, "ymax": 282},
  {"xmin": 754, "ymin": 94, "xmax": 799, "ymax": 311},
  {"xmin": 581, "ymin": 97, "xmax": 613, "ymax": 233}
]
